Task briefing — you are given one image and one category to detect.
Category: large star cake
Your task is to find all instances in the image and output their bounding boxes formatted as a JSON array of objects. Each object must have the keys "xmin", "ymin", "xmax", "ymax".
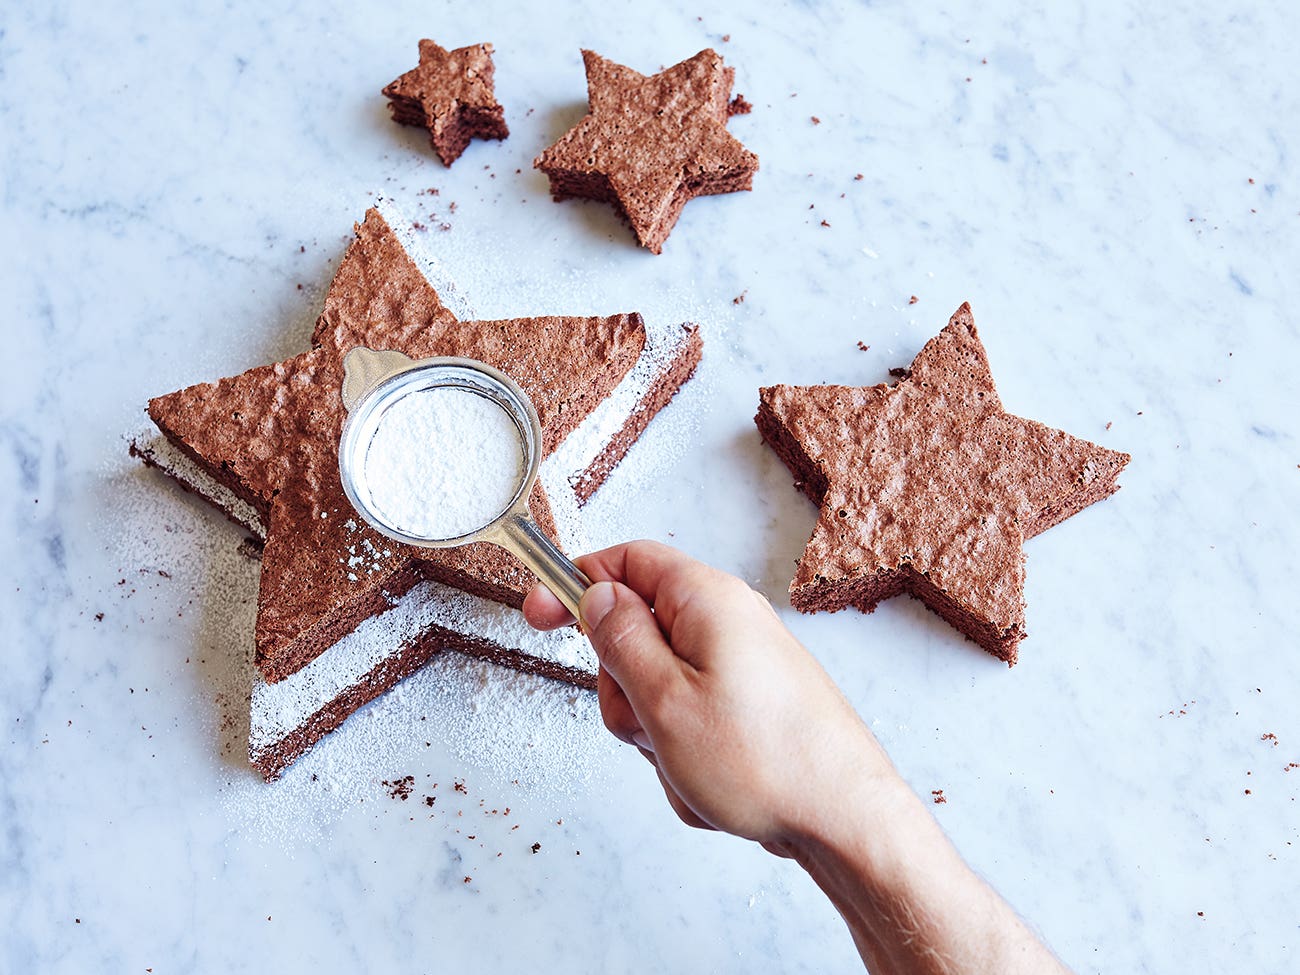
[{"xmin": 134, "ymin": 201, "xmax": 702, "ymax": 777}]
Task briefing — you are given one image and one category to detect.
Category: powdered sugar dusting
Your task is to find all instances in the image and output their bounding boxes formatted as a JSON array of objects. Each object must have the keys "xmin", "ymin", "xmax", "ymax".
[
  {"xmin": 551, "ymin": 316, "xmax": 697, "ymax": 495},
  {"xmin": 249, "ymin": 577, "xmax": 594, "ymax": 754},
  {"xmin": 361, "ymin": 386, "xmax": 525, "ymax": 540},
  {"xmin": 130, "ymin": 437, "xmax": 264, "ymax": 540},
  {"xmin": 108, "ymin": 444, "xmax": 613, "ymax": 842}
]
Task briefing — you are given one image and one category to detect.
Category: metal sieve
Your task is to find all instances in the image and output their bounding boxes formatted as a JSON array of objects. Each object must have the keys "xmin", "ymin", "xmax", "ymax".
[{"xmin": 337, "ymin": 347, "xmax": 590, "ymax": 621}]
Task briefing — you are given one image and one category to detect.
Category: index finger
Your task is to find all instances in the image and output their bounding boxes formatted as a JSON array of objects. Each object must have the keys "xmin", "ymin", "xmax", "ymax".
[{"xmin": 521, "ymin": 540, "xmax": 716, "ymax": 633}]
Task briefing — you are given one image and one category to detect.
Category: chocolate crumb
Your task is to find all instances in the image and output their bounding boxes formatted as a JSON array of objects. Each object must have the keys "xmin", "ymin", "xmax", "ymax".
[
  {"xmin": 1262, "ymin": 733, "xmax": 1279, "ymax": 746},
  {"xmin": 908, "ymin": 295, "xmax": 919, "ymax": 305},
  {"xmin": 531, "ymin": 842, "xmax": 541, "ymax": 853},
  {"xmin": 733, "ymin": 290, "xmax": 747, "ymax": 304},
  {"xmin": 820, "ymin": 219, "xmax": 831, "ymax": 227},
  {"xmin": 931, "ymin": 789, "xmax": 947, "ymax": 804},
  {"xmin": 424, "ymin": 795, "xmax": 436, "ymax": 806},
  {"xmin": 383, "ymin": 775, "xmax": 415, "ymax": 800},
  {"xmin": 94, "ymin": 613, "xmax": 104, "ymax": 622},
  {"xmin": 888, "ymin": 366, "xmax": 911, "ymax": 379},
  {"xmin": 811, "ymin": 115, "xmax": 821, "ymax": 125},
  {"xmin": 857, "ymin": 341, "xmax": 870, "ymax": 352},
  {"xmin": 854, "ymin": 173, "xmax": 864, "ymax": 180}
]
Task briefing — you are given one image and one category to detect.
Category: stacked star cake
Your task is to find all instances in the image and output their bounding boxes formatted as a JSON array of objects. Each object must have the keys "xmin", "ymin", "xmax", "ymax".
[{"xmin": 134, "ymin": 200, "xmax": 702, "ymax": 778}]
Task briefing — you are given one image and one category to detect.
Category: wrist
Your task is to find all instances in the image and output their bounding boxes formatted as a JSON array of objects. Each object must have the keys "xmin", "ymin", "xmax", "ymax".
[{"xmin": 775, "ymin": 722, "xmax": 916, "ymax": 866}]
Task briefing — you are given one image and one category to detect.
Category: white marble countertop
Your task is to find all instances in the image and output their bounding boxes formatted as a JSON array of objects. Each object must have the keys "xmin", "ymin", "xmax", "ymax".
[{"xmin": 4, "ymin": 1, "xmax": 1298, "ymax": 971}]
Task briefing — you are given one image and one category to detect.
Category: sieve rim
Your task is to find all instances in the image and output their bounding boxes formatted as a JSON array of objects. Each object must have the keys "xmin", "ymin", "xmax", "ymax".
[{"xmin": 337, "ymin": 355, "xmax": 543, "ymax": 548}]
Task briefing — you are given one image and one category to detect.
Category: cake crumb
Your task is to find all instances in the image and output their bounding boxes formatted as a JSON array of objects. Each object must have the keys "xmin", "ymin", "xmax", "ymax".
[
  {"xmin": 1261, "ymin": 733, "xmax": 1278, "ymax": 746},
  {"xmin": 857, "ymin": 341, "xmax": 870, "ymax": 352},
  {"xmin": 931, "ymin": 789, "xmax": 947, "ymax": 804},
  {"xmin": 728, "ymin": 94, "xmax": 752, "ymax": 115},
  {"xmin": 908, "ymin": 295, "xmax": 919, "ymax": 305},
  {"xmin": 382, "ymin": 775, "xmax": 415, "ymax": 801},
  {"xmin": 811, "ymin": 116, "xmax": 821, "ymax": 125}
]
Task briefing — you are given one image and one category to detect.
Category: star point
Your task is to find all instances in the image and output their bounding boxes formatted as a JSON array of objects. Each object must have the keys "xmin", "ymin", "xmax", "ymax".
[{"xmin": 148, "ymin": 209, "xmax": 647, "ymax": 682}]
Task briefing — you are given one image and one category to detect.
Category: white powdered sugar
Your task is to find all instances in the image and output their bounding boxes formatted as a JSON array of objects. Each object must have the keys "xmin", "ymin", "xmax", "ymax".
[{"xmin": 361, "ymin": 387, "xmax": 525, "ymax": 540}]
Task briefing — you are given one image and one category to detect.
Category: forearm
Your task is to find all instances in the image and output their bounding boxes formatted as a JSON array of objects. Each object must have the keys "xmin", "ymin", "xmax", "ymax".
[{"xmin": 790, "ymin": 768, "xmax": 1070, "ymax": 975}]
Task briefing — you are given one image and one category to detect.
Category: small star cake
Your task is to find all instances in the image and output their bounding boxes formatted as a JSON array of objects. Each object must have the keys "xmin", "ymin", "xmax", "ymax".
[
  {"xmin": 383, "ymin": 40, "xmax": 509, "ymax": 166},
  {"xmin": 135, "ymin": 201, "xmax": 702, "ymax": 778},
  {"xmin": 534, "ymin": 48, "xmax": 758, "ymax": 254},
  {"xmin": 755, "ymin": 304, "xmax": 1130, "ymax": 665}
]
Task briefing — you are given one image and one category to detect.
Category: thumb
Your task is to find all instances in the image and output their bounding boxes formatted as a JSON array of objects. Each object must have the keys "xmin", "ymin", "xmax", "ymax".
[{"xmin": 580, "ymin": 581, "xmax": 678, "ymax": 702}]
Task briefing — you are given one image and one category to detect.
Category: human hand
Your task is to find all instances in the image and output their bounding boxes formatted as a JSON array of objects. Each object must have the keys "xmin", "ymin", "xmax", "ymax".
[
  {"xmin": 526, "ymin": 540, "xmax": 1070, "ymax": 973},
  {"xmin": 522, "ymin": 539, "xmax": 895, "ymax": 851}
]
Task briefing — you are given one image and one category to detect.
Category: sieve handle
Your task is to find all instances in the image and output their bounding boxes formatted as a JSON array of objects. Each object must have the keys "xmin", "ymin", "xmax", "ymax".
[{"xmin": 499, "ymin": 511, "xmax": 591, "ymax": 623}]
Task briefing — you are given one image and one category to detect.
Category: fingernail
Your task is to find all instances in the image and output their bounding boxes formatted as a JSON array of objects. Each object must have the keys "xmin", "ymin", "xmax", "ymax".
[
  {"xmin": 580, "ymin": 581, "xmax": 616, "ymax": 630},
  {"xmin": 631, "ymin": 729, "xmax": 654, "ymax": 752}
]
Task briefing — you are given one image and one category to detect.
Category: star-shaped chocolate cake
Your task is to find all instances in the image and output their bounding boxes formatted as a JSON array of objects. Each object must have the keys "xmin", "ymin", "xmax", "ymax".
[
  {"xmin": 383, "ymin": 40, "xmax": 509, "ymax": 166},
  {"xmin": 534, "ymin": 48, "xmax": 757, "ymax": 254},
  {"xmin": 756, "ymin": 304, "xmax": 1130, "ymax": 665},
  {"xmin": 149, "ymin": 207, "xmax": 673, "ymax": 685}
]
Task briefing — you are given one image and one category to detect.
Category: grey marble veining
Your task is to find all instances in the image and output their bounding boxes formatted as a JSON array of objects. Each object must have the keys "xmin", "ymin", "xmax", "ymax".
[{"xmin": 3, "ymin": 1, "xmax": 1298, "ymax": 972}]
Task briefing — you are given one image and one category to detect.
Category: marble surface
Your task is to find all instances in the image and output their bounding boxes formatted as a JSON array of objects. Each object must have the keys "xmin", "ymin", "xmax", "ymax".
[{"xmin": 3, "ymin": 1, "xmax": 1298, "ymax": 971}]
